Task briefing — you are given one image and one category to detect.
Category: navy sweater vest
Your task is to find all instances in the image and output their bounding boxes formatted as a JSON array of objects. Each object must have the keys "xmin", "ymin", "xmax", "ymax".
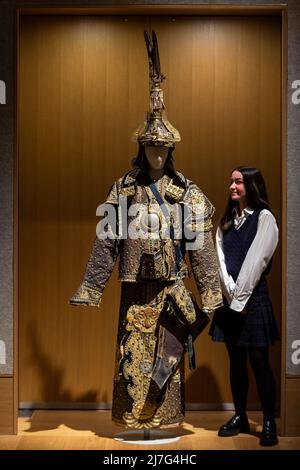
[{"xmin": 223, "ymin": 209, "xmax": 262, "ymax": 282}]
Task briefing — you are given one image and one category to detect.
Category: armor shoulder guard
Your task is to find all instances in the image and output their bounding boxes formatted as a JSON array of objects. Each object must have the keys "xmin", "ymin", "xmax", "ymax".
[
  {"xmin": 119, "ymin": 168, "xmax": 140, "ymax": 197},
  {"xmin": 106, "ymin": 169, "xmax": 140, "ymax": 204},
  {"xmin": 165, "ymin": 171, "xmax": 187, "ymax": 202},
  {"xmin": 174, "ymin": 171, "xmax": 187, "ymax": 188},
  {"xmin": 105, "ymin": 180, "xmax": 121, "ymax": 205},
  {"xmin": 183, "ymin": 182, "xmax": 215, "ymax": 230}
]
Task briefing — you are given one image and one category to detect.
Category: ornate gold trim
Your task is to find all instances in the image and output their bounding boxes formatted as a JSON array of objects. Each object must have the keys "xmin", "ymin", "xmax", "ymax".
[
  {"xmin": 165, "ymin": 180, "xmax": 185, "ymax": 202},
  {"xmin": 69, "ymin": 283, "xmax": 102, "ymax": 307}
]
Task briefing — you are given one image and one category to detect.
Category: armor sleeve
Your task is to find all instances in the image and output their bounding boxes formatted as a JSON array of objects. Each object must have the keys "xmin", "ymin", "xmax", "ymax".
[
  {"xmin": 189, "ymin": 230, "xmax": 223, "ymax": 312},
  {"xmin": 70, "ymin": 182, "xmax": 120, "ymax": 307},
  {"xmin": 70, "ymin": 237, "xmax": 119, "ymax": 307}
]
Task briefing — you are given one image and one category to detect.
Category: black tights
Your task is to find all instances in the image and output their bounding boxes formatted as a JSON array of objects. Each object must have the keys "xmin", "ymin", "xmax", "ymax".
[{"xmin": 226, "ymin": 343, "xmax": 276, "ymax": 420}]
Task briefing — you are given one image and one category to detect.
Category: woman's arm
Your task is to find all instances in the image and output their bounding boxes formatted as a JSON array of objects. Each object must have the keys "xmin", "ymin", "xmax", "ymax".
[
  {"xmin": 230, "ymin": 210, "xmax": 279, "ymax": 312},
  {"xmin": 216, "ymin": 226, "xmax": 236, "ymax": 304}
]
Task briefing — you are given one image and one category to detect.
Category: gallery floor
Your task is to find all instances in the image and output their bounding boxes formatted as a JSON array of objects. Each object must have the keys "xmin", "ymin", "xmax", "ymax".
[{"xmin": 0, "ymin": 411, "xmax": 299, "ymax": 450}]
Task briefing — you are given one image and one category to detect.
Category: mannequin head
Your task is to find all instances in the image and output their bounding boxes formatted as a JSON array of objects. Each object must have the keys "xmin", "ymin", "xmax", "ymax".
[
  {"xmin": 132, "ymin": 143, "xmax": 176, "ymax": 177},
  {"xmin": 144, "ymin": 144, "xmax": 169, "ymax": 172}
]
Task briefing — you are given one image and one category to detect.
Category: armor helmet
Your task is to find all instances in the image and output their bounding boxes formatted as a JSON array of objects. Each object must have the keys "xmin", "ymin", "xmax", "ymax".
[{"xmin": 132, "ymin": 30, "xmax": 181, "ymax": 147}]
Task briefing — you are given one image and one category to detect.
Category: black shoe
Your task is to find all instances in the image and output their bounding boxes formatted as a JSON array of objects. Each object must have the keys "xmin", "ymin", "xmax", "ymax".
[
  {"xmin": 218, "ymin": 414, "xmax": 250, "ymax": 437},
  {"xmin": 260, "ymin": 419, "xmax": 278, "ymax": 446}
]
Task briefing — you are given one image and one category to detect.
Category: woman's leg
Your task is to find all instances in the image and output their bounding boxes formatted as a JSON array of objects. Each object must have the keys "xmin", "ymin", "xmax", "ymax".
[
  {"xmin": 226, "ymin": 342, "xmax": 248, "ymax": 415},
  {"xmin": 248, "ymin": 346, "xmax": 278, "ymax": 445},
  {"xmin": 248, "ymin": 347, "xmax": 276, "ymax": 420},
  {"xmin": 218, "ymin": 343, "xmax": 249, "ymax": 436}
]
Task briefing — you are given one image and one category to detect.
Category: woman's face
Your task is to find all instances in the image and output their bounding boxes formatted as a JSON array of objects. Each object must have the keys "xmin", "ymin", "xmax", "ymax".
[
  {"xmin": 144, "ymin": 145, "xmax": 168, "ymax": 171},
  {"xmin": 230, "ymin": 170, "xmax": 247, "ymax": 205}
]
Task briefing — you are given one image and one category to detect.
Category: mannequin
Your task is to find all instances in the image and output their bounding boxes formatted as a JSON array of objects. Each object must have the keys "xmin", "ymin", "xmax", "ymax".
[{"xmin": 70, "ymin": 30, "xmax": 222, "ymax": 431}]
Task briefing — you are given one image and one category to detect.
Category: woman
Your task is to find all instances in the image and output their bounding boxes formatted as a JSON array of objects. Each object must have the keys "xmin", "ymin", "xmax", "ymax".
[{"xmin": 210, "ymin": 166, "xmax": 280, "ymax": 446}]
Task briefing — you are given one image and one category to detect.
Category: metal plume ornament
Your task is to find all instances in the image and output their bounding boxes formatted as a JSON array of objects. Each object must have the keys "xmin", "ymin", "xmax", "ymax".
[{"xmin": 132, "ymin": 30, "xmax": 181, "ymax": 147}]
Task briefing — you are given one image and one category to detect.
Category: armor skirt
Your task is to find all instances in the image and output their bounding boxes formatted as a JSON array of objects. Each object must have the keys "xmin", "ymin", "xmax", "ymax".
[{"xmin": 111, "ymin": 281, "xmax": 185, "ymax": 428}]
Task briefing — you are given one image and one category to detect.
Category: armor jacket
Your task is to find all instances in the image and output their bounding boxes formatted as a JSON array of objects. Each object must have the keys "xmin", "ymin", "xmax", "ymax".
[{"xmin": 70, "ymin": 169, "xmax": 222, "ymax": 312}]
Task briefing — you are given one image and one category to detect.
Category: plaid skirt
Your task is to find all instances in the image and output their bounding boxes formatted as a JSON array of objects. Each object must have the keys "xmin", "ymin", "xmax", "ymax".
[{"xmin": 209, "ymin": 279, "xmax": 280, "ymax": 347}]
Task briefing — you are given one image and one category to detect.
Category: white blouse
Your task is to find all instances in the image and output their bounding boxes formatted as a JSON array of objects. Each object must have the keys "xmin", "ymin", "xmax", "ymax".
[{"xmin": 216, "ymin": 208, "xmax": 279, "ymax": 312}]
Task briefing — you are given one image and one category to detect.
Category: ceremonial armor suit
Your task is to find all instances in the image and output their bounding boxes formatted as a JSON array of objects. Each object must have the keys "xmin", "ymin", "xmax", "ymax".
[
  {"xmin": 70, "ymin": 169, "xmax": 222, "ymax": 428},
  {"xmin": 70, "ymin": 30, "xmax": 222, "ymax": 428}
]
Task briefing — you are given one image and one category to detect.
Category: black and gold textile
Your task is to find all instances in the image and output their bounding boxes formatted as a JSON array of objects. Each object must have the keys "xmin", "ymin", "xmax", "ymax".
[
  {"xmin": 70, "ymin": 171, "xmax": 222, "ymax": 428},
  {"xmin": 112, "ymin": 281, "xmax": 185, "ymax": 428}
]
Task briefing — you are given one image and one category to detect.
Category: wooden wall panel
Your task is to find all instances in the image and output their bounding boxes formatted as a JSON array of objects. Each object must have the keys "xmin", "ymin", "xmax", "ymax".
[
  {"xmin": 0, "ymin": 378, "xmax": 14, "ymax": 434},
  {"xmin": 285, "ymin": 377, "xmax": 300, "ymax": 436},
  {"xmin": 19, "ymin": 14, "xmax": 281, "ymax": 407},
  {"xmin": 150, "ymin": 15, "xmax": 282, "ymax": 404}
]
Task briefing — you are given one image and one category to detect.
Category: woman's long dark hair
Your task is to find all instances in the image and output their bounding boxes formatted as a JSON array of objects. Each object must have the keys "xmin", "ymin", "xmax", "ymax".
[{"xmin": 220, "ymin": 166, "xmax": 273, "ymax": 231}]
